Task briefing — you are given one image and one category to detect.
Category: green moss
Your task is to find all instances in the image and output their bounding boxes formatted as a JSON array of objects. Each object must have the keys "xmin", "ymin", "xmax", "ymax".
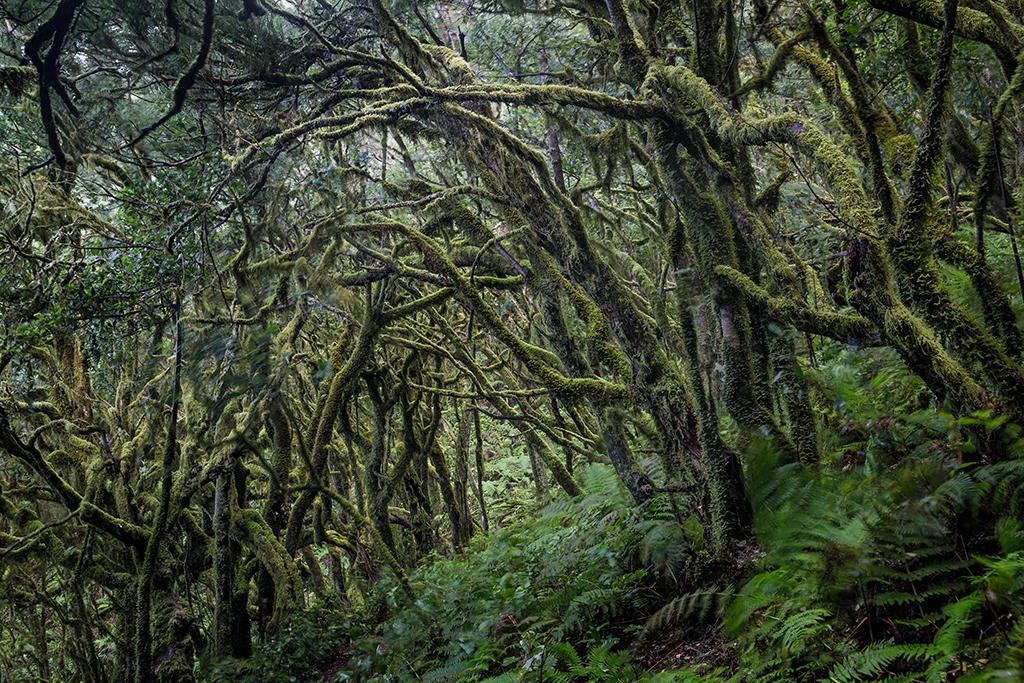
[
  {"xmin": 0, "ymin": 66, "xmax": 35, "ymax": 96},
  {"xmin": 533, "ymin": 248, "xmax": 632, "ymax": 383},
  {"xmin": 714, "ymin": 265, "xmax": 880, "ymax": 345},
  {"xmin": 149, "ymin": 588, "xmax": 198, "ymax": 683},
  {"xmin": 322, "ymin": 487, "xmax": 415, "ymax": 597},
  {"xmin": 83, "ymin": 154, "xmax": 133, "ymax": 186},
  {"xmin": 234, "ymin": 509, "xmax": 302, "ymax": 623},
  {"xmin": 404, "ymin": 225, "xmax": 630, "ymax": 402},
  {"xmin": 732, "ymin": 30, "xmax": 809, "ymax": 98},
  {"xmin": 936, "ymin": 234, "xmax": 1024, "ymax": 358},
  {"xmin": 888, "ymin": 221, "xmax": 1024, "ymax": 416}
]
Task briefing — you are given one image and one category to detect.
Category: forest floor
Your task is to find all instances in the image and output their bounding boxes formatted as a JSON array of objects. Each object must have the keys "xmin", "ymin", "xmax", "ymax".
[
  {"xmin": 307, "ymin": 623, "xmax": 740, "ymax": 682},
  {"xmin": 309, "ymin": 639, "xmax": 363, "ymax": 682},
  {"xmin": 633, "ymin": 623, "xmax": 739, "ymax": 677}
]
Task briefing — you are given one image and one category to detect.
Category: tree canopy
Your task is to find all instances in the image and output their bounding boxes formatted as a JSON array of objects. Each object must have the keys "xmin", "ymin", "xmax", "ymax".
[{"xmin": 2, "ymin": 0, "xmax": 1024, "ymax": 680}]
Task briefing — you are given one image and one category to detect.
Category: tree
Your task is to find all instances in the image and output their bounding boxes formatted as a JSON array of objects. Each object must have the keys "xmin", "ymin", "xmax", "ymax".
[{"xmin": 2, "ymin": 0, "xmax": 1024, "ymax": 680}]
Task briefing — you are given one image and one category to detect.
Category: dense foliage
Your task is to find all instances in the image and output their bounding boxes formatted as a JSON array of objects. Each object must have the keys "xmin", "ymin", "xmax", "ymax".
[{"xmin": 3, "ymin": 0, "xmax": 1024, "ymax": 680}]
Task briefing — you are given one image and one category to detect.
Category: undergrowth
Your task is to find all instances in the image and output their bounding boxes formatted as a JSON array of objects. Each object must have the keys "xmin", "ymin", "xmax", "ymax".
[
  {"xmin": 206, "ymin": 407, "xmax": 1024, "ymax": 683},
  {"xmin": 718, "ymin": 410, "xmax": 1024, "ymax": 683},
  {"xmin": 351, "ymin": 409, "xmax": 1024, "ymax": 683},
  {"xmin": 343, "ymin": 464, "xmax": 675, "ymax": 682},
  {"xmin": 199, "ymin": 594, "xmax": 356, "ymax": 683}
]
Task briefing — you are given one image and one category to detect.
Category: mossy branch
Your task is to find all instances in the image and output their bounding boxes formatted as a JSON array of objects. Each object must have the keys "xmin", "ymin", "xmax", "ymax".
[
  {"xmin": 232, "ymin": 508, "xmax": 303, "ymax": 622},
  {"xmin": 402, "ymin": 225, "xmax": 630, "ymax": 403},
  {"xmin": 722, "ymin": 112, "xmax": 880, "ymax": 240},
  {"xmin": 863, "ymin": 0, "xmax": 1021, "ymax": 71},
  {"xmin": 319, "ymin": 486, "xmax": 415, "ymax": 598},
  {"xmin": 286, "ymin": 296, "xmax": 381, "ymax": 554},
  {"xmin": 972, "ymin": 51, "xmax": 1024, "ymax": 248},
  {"xmin": 753, "ymin": 4, "xmax": 868, "ymax": 162},
  {"xmin": 898, "ymin": 0, "xmax": 957, "ymax": 236},
  {"xmin": 0, "ymin": 414, "xmax": 148, "ymax": 548},
  {"xmin": 602, "ymin": 0, "xmax": 650, "ymax": 84},
  {"xmin": 802, "ymin": 1, "xmax": 899, "ymax": 221},
  {"xmin": 134, "ymin": 297, "xmax": 184, "ymax": 683},
  {"xmin": 24, "ymin": 0, "xmax": 86, "ymax": 169},
  {"xmin": 715, "ymin": 266, "xmax": 882, "ymax": 346},
  {"xmin": 732, "ymin": 30, "xmax": 810, "ymax": 98},
  {"xmin": 127, "ymin": 0, "xmax": 215, "ymax": 148}
]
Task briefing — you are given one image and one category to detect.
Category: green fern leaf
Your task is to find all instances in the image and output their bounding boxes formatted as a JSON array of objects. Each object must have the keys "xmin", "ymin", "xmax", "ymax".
[
  {"xmin": 638, "ymin": 586, "xmax": 731, "ymax": 644},
  {"xmin": 830, "ymin": 644, "xmax": 940, "ymax": 683},
  {"xmin": 777, "ymin": 607, "xmax": 830, "ymax": 654},
  {"xmin": 546, "ymin": 641, "xmax": 584, "ymax": 670},
  {"xmin": 933, "ymin": 590, "xmax": 983, "ymax": 655}
]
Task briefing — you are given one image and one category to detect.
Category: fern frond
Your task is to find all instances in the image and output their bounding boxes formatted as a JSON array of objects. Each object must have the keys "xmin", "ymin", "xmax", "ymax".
[
  {"xmin": 477, "ymin": 672, "xmax": 521, "ymax": 683},
  {"xmin": 640, "ymin": 520, "xmax": 689, "ymax": 581},
  {"xmin": 829, "ymin": 644, "xmax": 940, "ymax": 683},
  {"xmin": 424, "ymin": 658, "xmax": 468, "ymax": 683},
  {"xmin": 933, "ymin": 590, "xmax": 983, "ymax": 655},
  {"xmin": 873, "ymin": 580, "xmax": 965, "ymax": 607},
  {"xmin": 546, "ymin": 641, "xmax": 583, "ymax": 670},
  {"xmin": 877, "ymin": 675, "xmax": 919, "ymax": 683},
  {"xmin": 926, "ymin": 472, "xmax": 981, "ymax": 514},
  {"xmin": 583, "ymin": 462, "xmax": 632, "ymax": 500},
  {"xmin": 637, "ymin": 586, "xmax": 732, "ymax": 643},
  {"xmin": 554, "ymin": 586, "xmax": 623, "ymax": 638},
  {"xmin": 904, "ymin": 560, "xmax": 970, "ymax": 582},
  {"xmin": 541, "ymin": 497, "xmax": 577, "ymax": 517},
  {"xmin": 776, "ymin": 607, "xmax": 831, "ymax": 654},
  {"xmin": 644, "ymin": 667, "xmax": 731, "ymax": 683},
  {"xmin": 461, "ymin": 637, "xmax": 516, "ymax": 681},
  {"xmin": 871, "ymin": 591, "xmax": 918, "ymax": 607},
  {"xmin": 547, "ymin": 642, "xmax": 637, "ymax": 682},
  {"xmin": 987, "ymin": 459, "xmax": 1024, "ymax": 508}
]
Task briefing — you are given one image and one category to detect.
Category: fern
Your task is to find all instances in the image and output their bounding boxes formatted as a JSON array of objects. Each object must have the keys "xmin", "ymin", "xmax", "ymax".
[
  {"xmin": 639, "ymin": 519, "xmax": 690, "ymax": 583},
  {"xmin": 986, "ymin": 458, "xmax": 1024, "ymax": 512},
  {"xmin": 546, "ymin": 641, "xmax": 584, "ymax": 670},
  {"xmin": 924, "ymin": 471, "xmax": 982, "ymax": 515},
  {"xmin": 546, "ymin": 641, "xmax": 639, "ymax": 683},
  {"xmin": 423, "ymin": 658, "xmax": 469, "ymax": 683},
  {"xmin": 723, "ymin": 423, "xmax": 1024, "ymax": 683},
  {"xmin": 873, "ymin": 581, "xmax": 965, "ymax": 608},
  {"xmin": 476, "ymin": 672, "xmax": 520, "ymax": 683},
  {"xmin": 932, "ymin": 591, "xmax": 984, "ymax": 657},
  {"xmin": 726, "ymin": 569, "xmax": 797, "ymax": 636},
  {"xmin": 474, "ymin": 642, "xmax": 641, "ymax": 683},
  {"xmin": 995, "ymin": 518, "xmax": 1024, "ymax": 554},
  {"xmin": 460, "ymin": 639, "xmax": 510, "ymax": 682},
  {"xmin": 829, "ymin": 644, "xmax": 940, "ymax": 683},
  {"xmin": 902, "ymin": 560, "xmax": 972, "ymax": 582},
  {"xmin": 564, "ymin": 586, "xmax": 620, "ymax": 618},
  {"xmin": 776, "ymin": 607, "xmax": 832, "ymax": 655},
  {"xmin": 830, "ymin": 647, "xmax": 902, "ymax": 683},
  {"xmin": 643, "ymin": 668, "xmax": 731, "ymax": 683},
  {"xmin": 876, "ymin": 675, "xmax": 919, "ymax": 683},
  {"xmin": 637, "ymin": 586, "xmax": 732, "ymax": 644}
]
